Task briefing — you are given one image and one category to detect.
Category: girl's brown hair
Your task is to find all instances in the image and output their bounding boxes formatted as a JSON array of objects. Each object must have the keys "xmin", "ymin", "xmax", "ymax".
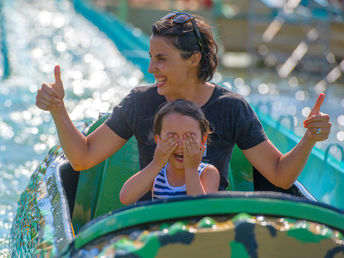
[{"xmin": 153, "ymin": 99, "xmax": 211, "ymax": 136}]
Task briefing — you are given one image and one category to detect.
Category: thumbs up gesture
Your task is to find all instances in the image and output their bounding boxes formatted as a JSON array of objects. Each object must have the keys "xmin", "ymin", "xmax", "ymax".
[
  {"xmin": 36, "ymin": 65, "xmax": 65, "ymax": 111},
  {"xmin": 303, "ymin": 93, "xmax": 331, "ymax": 142}
]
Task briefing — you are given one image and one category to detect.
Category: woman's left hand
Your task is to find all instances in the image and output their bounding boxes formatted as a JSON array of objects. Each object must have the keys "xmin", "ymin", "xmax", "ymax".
[
  {"xmin": 303, "ymin": 93, "xmax": 331, "ymax": 142},
  {"xmin": 182, "ymin": 133, "xmax": 205, "ymax": 170}
]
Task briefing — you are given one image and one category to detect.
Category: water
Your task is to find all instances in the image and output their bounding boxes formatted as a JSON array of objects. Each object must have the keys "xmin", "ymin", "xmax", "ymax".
[
  {"xmin": 0, "ymin": 0, "xmax": 143, "ymax": 255},
  {"xmin": 0, "ymin": 0, "xmax": 343, "ymax": 256}
]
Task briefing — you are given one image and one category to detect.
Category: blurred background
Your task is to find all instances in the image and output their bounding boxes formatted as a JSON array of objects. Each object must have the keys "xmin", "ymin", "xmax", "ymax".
[
  {"xmin": 0, "ymin": 0, "xmax": 343, "ymax": 255},
  {"xmin": 88, "ymin": 0, "xmax": 344, "ymax": 147},
  {"xmin": 92, "ymin": 0, "xmax": 344, "ymax": 78}
]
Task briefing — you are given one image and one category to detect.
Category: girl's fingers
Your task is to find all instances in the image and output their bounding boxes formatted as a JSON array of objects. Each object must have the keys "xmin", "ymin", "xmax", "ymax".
[
  {"xmin": 186, "ymin": 134, "xmax": 199, "ymax": 151},
  {"xmin": 167, "ymin": 141, "xmax": 178, "ymax": 154},
  {"xmin": 183, "ymin": 138, "xmax": 188, "ymax": 153},
  {"xmin": 165, "ymin": 135, "xmax": 178, "ymax": 149},
  {"xmin": 183, "ymin": 134, "xmax": 201, "ymax": 155},
  {"xmin": 182, "ymin": 134, "xmax": 204, "ymax": 170},
  {"xmin": 160, "ymin": 134, "xmax": 176, "ymax": 145},
  {"xmin": 185, "ymin": 136, "xmax": 194, "ymax": 151},
  {"xmin": 159, "ymin": 135, "xmax": 178, "ymax": 154},
  {"xmin": 182, "ymin": 136, "xmax": 190, "ymax": 154},
  {"xmin": 154, "ymin": 137, "xmax": 177, "ymax": 166}
]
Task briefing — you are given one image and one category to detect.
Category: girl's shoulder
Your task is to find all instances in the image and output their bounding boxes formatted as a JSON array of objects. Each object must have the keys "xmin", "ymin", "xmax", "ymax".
[
  {"xmin": 199, "ymin": 162, "xmax": 217, "ymax": 173},
  {"xmin": 199, "ymin": 163, "xmax": 220, "ymax": 181},
  {"xmin": 199, "ymin": 162, "xmax": 210, "ymax": 171}
]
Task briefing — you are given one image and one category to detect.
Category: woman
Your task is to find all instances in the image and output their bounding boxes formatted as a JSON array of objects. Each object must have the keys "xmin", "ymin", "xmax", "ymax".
[{"xmin": 36, "ymin": 12, "xmax": 331, "ymax": 193}]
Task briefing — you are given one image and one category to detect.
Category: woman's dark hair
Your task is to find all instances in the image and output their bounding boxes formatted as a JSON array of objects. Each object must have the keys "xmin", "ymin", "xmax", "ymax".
[
  {"xmin": 153, "ymin": 99, "xmax": 211, "ymax": 136},
  {"xmin": 152, "ymin": 13, "xmax": 218, "ymax": 83}
]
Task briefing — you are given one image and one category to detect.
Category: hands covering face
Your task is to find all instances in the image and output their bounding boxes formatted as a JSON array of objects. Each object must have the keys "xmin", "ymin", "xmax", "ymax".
[
  {"xmin": 182, "ymin": 133, "xmax": 205, "ymax": 170},
  {"xmin": 153, "ymin": 134, "xmax": 178, "ymax": 168},
  {"xmin": 153, "ymin": 133, "xmax": 205, "ymax": 170}
]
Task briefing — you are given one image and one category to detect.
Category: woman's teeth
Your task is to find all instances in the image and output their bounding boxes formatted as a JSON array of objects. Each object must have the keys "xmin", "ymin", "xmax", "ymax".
[{"xmin": 156, "ymin": 79, "xmax": 166, "ymax": 87}]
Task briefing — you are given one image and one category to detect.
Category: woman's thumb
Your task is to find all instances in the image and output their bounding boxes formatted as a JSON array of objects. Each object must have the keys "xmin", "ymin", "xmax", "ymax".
[{"xmin": 54, "ymin": 65, "xmax": 62, "ymax": 84}]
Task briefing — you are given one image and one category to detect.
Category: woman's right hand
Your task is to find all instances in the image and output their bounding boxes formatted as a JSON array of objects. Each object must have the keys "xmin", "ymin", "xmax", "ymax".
[{"xmin": 36, "ymin": 65, "xmax": 65, "ymax": 111}]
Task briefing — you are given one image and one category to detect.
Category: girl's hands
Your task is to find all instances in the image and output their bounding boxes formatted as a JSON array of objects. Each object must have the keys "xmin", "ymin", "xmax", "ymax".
[
  {"xmin": 303, "ymin": 93, "xmax": 331, "ymax": 142},
  {"xmin": 182, "ymin": 133, "xmax": 205, "ymax": 171},
  {"xmin": 153, "ymin": 134, "xmax": 178, "ymax": 168},
  {"xmin": 36, "ymin": 65, "xmax": 65, "ymax": 111}
]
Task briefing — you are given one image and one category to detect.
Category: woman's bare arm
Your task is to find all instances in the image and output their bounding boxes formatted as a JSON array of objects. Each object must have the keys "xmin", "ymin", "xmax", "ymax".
[
  {"xmin": 243, "ymin": 93, "xmax": 331, "ymax": 189},
  {"xmin": 36, "ymin": 65, "xmax": 128, "ymax": 171}
]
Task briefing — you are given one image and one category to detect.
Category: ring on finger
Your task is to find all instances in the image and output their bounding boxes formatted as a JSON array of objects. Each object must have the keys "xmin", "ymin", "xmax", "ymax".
[{"xmin": 315, "ymin": 128, "xmax": 321, "ymax": 135}]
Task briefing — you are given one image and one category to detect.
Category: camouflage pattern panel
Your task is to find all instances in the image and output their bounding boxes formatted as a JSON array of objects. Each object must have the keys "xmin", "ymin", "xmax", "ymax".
[{"xmin": 72, "ymin": 213, "xmax": 344, "ymax": 257}]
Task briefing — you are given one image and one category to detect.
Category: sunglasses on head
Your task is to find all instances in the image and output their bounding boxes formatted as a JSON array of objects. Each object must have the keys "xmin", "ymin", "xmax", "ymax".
[{"xmin": 161, "ymin": 11, "xmax": 205, "ymax": 52}]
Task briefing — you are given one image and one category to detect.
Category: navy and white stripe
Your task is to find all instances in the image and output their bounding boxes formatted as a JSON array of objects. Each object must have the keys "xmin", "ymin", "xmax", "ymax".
[{"xmin": 152, "ymin": 162, "xmax": 209, "ymax": 200}]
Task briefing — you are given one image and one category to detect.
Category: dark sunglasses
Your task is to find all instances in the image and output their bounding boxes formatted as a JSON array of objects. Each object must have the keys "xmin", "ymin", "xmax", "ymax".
[{"xmin": 161, "ymin": 12, "xmax": 205, "ymax": 51}]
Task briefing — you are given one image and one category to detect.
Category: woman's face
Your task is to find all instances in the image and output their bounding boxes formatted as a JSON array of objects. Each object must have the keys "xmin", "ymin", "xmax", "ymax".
[{"xmin": 148, "ymin": 36, "xmax": 196, "ymax": 100}]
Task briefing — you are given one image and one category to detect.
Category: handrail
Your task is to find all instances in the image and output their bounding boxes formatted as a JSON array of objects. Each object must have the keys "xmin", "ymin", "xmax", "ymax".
[
  {"xmin": 277, "ymin": 114, "xmax": 295, "ymax": 131},
  {"xmin": 254, "ymin": 101, "xmax": 272, "ymax": 115},
  {"xmin": 324, "ymin": 143, "xmax": 344, "ymax": 163}
]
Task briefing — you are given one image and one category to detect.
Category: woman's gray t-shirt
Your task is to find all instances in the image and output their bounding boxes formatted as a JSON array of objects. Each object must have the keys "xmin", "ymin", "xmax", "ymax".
[{"xmin": 105, "ymin": 84, "xmax": 267, "ymax": 190}]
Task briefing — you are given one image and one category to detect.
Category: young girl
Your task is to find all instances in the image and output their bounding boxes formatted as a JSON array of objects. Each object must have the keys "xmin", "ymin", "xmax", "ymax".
[{"xmin": 119, "ymin": 99, "xmax": 220, "ymax": 205}]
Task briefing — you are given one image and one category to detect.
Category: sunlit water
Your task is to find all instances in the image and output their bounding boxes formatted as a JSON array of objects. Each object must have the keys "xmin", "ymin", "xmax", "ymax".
[
  {"xmin": 0, "ymin": 0, "xmax": 143, "ymax": 255},
  {"xmin": 0, "ymin": 0, "xmax": 343, "ymax": 255}
]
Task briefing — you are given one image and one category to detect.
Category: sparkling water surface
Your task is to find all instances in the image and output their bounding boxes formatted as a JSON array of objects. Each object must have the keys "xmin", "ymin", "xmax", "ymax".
[
  {"xmin": 0, "ymin": 0, "xmax": 143, "ymax": 255},
  {"xmin": 0, "ymin": 0, "xmax": 343, "ymax": 255}
]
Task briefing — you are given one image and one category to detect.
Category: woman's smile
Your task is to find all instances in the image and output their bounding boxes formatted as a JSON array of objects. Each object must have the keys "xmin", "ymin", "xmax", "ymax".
[{"xmin": 155, "ymin": 77, "xmax": 167, "ymax": 88}]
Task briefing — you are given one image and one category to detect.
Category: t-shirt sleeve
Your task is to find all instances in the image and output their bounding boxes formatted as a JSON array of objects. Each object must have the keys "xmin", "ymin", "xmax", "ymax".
[
  {"xmin": 232, "ymin": 98, "xmax": 267, "ymax": 150},
  {"xmin": 105, "ymin": 89, "xmax": 136, "ymax": 140}
]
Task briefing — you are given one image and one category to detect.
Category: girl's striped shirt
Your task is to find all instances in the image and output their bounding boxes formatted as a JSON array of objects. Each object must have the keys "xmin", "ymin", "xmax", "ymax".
[{"xmin": 152, "ymin": 162, "xmax": 209, "ymax": 200}]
